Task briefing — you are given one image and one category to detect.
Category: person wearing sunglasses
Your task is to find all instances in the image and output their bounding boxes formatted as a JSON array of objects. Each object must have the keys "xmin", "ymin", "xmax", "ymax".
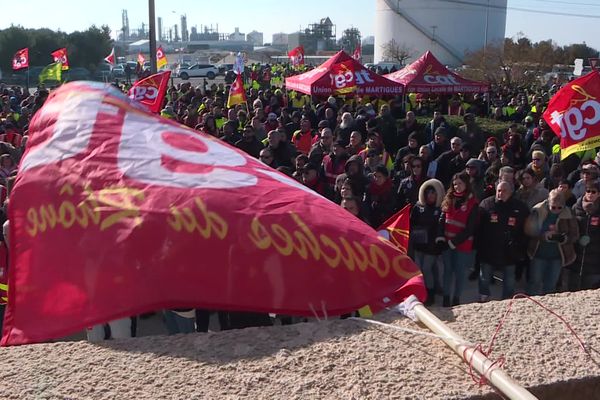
[
  {"xmin": 396, "ymin": 156, "xmax": 427, "ymax": 210},
  {"xmin": 569, "ymin": 181, "xmax": 600, "ymax": 291},
  {"xmin": 572, "ymin": 162, "xmax": 600, "ymax": 200},
  {"xmin": 525, "ymin": 189, "xmax": 579, "ymax": 296}
]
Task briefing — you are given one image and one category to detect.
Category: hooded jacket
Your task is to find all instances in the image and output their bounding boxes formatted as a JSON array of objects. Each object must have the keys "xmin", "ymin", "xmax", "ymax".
[
  {"xmin": 334, "ymin": 155, "xmax": 369, "ymax": 198},
  {"xmin": 525, "ymin": 200, "xmax": 579, "ymax": 266},
  {"xmin": 410, "ymin": 179, "xmax": 445, "ymax": 255}
]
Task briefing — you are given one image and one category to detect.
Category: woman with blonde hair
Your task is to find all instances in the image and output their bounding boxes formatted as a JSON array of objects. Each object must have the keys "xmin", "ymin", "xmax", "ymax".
[
  {"xmin": 436, "ymin": 172, "xmax": 479, "ymax": 306},
  {"xmin": 525, "ymin": 189, "xmax": 579, "ymax": 295}
]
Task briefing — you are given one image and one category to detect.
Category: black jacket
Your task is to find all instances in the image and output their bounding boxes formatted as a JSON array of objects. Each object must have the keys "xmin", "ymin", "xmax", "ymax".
[
  {"xmin": 235, "ymin": 137, "xmax": 264, "ymax": 159},
  {"xmin": 477, "ymin": 195, "xmax": 530, "ymax": 267},
  {"xmin": 572, "ymin": 198, "xmax": 600, "ymax": 276}
]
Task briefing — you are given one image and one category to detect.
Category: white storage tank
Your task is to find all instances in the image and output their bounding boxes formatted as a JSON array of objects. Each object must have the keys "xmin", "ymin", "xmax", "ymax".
[{"xmin": 375, "ymin": 0, "xmax": 507, "ymax": 66}]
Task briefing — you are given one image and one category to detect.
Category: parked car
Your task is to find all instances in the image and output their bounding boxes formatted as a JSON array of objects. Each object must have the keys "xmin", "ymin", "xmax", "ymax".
[
  {"xmin": 93, "ymin": 64, "xmax": 113, "ymax": 81},
  {"xmin": 217, "ymin": 63, "xmax": 234, "ymax": 75},
  {"xmin": 112, "ymin": 65, "xmax": 126, "ymax": 78},
  {"xmin": 176, "ymin": 64, "xmax": 219, "ymax": 80}
]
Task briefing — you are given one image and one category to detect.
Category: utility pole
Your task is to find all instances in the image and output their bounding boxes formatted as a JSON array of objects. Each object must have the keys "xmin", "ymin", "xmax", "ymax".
[
  {"xmin": 149, "ymin": 0, "xmax": 157, "ymax": 74},
  {"xmin": 484, "ymin": 0, "xmax": 490, "ymax": 58},
  {"xmin": 430, "ymin": 25, "xmax": 437, "ymax": 47}
]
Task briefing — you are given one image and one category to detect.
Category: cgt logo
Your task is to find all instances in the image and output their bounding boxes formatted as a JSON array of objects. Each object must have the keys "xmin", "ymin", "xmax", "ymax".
[
  {"xmin": 331, "ymin": 69, "xmax": 374, "ymax": 88},
  {"xmin": 423, "ymin": 74, "xmax": 460, "ymax": 85},
  {"xmin": 130, "ymin": 85, "xmax": 159, "ymax": 101},
  {"xmin": 548, "ymin": 84, "xmax": 600, "ymax": 141}
]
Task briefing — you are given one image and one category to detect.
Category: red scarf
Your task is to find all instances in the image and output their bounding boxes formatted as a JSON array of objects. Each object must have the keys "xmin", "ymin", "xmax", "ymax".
[{"xmin": 369, "ymin": 178, "xmax": 393, "ymax": 198}]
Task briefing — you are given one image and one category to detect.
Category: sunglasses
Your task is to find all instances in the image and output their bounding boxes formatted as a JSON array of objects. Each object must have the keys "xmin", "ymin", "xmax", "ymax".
[
  {"xmin": 532, "ymin": 158, "xmax": 542, "ymax": 162},
  {"xmin": 550, "ymin": 206, "xmax": 563, "ymax": 210},
  {"xmin": 260, "ymin": 155, "xmax": 273, "ymax": 159},
  {"xmin": 586, "ymin": 190, "xmax": 598, "ymax": 194}
]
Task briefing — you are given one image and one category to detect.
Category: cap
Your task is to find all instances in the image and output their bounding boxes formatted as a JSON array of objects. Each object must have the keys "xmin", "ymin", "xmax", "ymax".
[
  {"xmin": 302, "ymin": 162, "xmax": 319, "ymax": 172},
  {"xmin": 317, "ymin": 120, "xmax": 329, "ymax": 128}
]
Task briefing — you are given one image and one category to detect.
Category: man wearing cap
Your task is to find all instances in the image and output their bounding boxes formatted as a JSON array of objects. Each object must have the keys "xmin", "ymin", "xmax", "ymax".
[
  {"xmin": 395, "ymin": 132, "xmax": 420, "ymax": 173},
  {"xmin": 426, "ymin": 127, "xmax": 450, "ymax": 160},
  {"xmin": 435, "ymin": 137, "xmax": 463, "ymax": 188},
  {"xmin": 424, "ymin": 111, "xmax": 446, "ymax": 144},
  {"xmin": 358, "ymin": 131, "xmax": 394, "ymax": 172},
  {"xmin": 301, "ymin": 162, "xmax": 333, "ymax": 199}
]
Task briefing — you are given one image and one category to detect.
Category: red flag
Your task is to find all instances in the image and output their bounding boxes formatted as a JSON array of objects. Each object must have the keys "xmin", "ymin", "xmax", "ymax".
[
  {"xmin": 104, "ymin": 48, "xmax": 115, "ymax": 65},
  {"xmin": 543, "ymin": 71, "xmax": 600, "ymax": 159},
  {"xmin": 51, "ymin": 48, "xmax": 69, "ymax": 70},
  {"xmin": 1, "ymin": 82, "xmax": 425, "ymax": 345},
  {"xmin": 156, "ymin": 46, "xmax": 168, "ymax": 69},
  {"xmin": 288, "ymin": 46, "xmax": 305, "ymax": 68},
  {"xmin": 330, "ymin": 60, "xmax": 357, "ymax": 95},
  {"xmin": 227, "ymin": 73, "xmax": 247, "ymax": 108},
  {"xmin": 12, "ymin": 48, "xmax": 29, "ymax": 71},
  {"xmin": 377, "ymin": 205, "xmax": 411, "ymax": 254},
  {"xmin": 352, "ymin": 44, "xmax": 362, "ymax": 62},
  {"xmin": 128, "ymin": 70, "xmax": 171, "ymax": 113}
]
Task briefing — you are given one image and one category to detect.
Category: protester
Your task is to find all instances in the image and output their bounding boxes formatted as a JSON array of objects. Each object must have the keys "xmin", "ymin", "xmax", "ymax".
[
  {"xmin": 525, "ymin": 189, "xmax": 579, "ymax": 296},
  {"xmin": 410, "ymin": 179, "xmax": 445, "ymax": 305},
  {"xmin": 436, "ymin": 172, "xmax": 479, "ymax": 306},
  {"xmin": 477, "ymin": 180, "xmax": 529, "ymax": 300},
  {"xmin": 569, "ymin": 181, "xmax": 600, "ymax": 291},
  {"xmin": 366, "ymin": 165, "xmax": 395, "ymax": 228},
  {"xmin": 515, "ymin": 168, "xmax": 549, "ymax": 210},
  {"xmin": 396, "ymin": 156, "xmax": 426, "ymax": 209}
]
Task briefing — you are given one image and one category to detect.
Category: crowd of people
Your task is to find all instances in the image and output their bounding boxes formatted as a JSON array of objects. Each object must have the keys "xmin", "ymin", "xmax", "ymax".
[{"xmin": 0, "ymin": 67, "xmax": 598, "ymax": 339}]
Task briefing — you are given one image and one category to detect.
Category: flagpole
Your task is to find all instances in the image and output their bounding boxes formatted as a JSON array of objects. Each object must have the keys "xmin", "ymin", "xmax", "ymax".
[
  {"xmin": 148, "ymin": 0, "xmax": 158, "ymax": 74},
  {"xmin": 26, "ymin": 67, "xmax": 30, "ymax": 93}
]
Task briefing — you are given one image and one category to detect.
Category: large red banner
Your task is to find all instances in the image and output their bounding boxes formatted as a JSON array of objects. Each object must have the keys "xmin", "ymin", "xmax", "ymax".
[
  {"xmin": 543, "ymin": 71, "xmax": 600, "ymax": 159},
  {"xmin": 128, "ymin": 70, "xmax": 171, "ymax": 113},
  {"xmin": 1, "ymin": 82, "xmax": 425, "ymax": 345}
]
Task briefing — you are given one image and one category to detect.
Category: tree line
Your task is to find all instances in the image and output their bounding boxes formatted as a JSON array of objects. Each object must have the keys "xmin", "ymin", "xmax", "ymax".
[
  {"xmin": 463, "ymin": 35, "xmax": 600, "ymax": 84},
  {"xmin": 0, "ymin": 25, "xmax": 113, "ymax": 74}
]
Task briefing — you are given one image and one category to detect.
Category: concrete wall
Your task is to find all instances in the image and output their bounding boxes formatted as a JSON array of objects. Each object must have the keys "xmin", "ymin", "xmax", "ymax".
[{"xmin": 0, "ymin": 290, "xmax": 598, "ymax": 399}]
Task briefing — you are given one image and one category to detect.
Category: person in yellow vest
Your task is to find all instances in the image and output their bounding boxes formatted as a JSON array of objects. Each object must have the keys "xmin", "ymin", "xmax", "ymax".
[
  {"xmin": 213, "ymin": 105, "xmax": 226, "ymax": 130},
  {"xmin": 503, "ymin": 97, "xmax": 518, "ymax": 120},
  {"xmin": 290, "ymin": 91, "xmax": 306, "ymax": 110},
  {"xmin": 358, "ymin": 131, "xmax": 394, "ymax": 172}
]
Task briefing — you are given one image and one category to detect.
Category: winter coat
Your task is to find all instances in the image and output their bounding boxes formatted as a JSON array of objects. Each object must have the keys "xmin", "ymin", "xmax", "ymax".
[
  {"xmin": 525, "ymin": 200, "xmax": 579, "ymax": 266},
  {"xmin": 477, "ymin": 195, "xmax": 530, "ymax": 267},
  {"xmin": 515, "ymin": 184, "xmax": 549, "ymax": 210},
  {"xmin": 396, "ymin": 175, "xmax": 425, "ymax": 210},
  {"xmin": 334, "ymin": 155, "xmax": 369, "ymax": 198},
  {"xmin": 572, "ymin": 198, "xmax": 600, "ymax": 276},
  {"xmin": 410, "ymin": 179, "xmax": 445, "ymax": 255},
  {"xmin": 235, "ymin": 137, "xmax": 264, "ymax": 159}
]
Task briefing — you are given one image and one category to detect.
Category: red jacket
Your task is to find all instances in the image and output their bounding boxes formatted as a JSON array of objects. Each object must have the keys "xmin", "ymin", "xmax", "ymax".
[
  {"xmin": 322, "ymin": 154, "xmax": 346, "ymax": 185},
  {"xmin": 444, "ymin": 196, "xmax": 478, "ymax": 252}
]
